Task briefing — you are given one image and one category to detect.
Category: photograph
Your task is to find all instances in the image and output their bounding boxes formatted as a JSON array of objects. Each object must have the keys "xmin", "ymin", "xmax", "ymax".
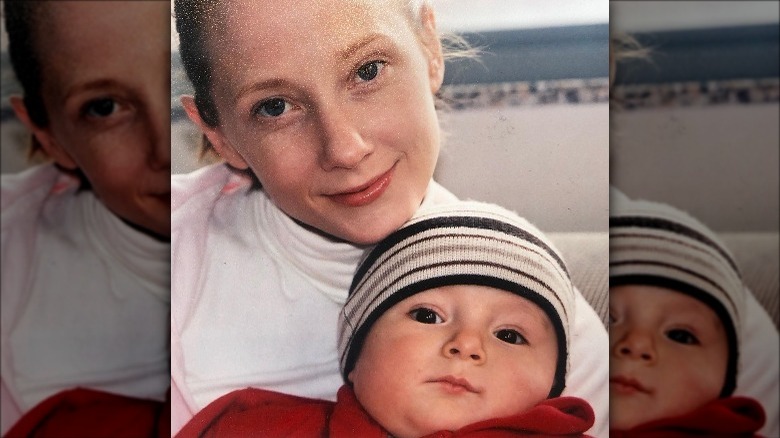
[{"xmin": 170, "ymin": 0, "xmax": 609, "ymax": 436}]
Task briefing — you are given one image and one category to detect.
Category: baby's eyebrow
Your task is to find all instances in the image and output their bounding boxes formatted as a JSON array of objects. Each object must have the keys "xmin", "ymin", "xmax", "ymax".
[
  {"xmin": 502, "ymin": 306, "xmax": 553, "ymax": 331},
  {"xmin": 665, "ymin": 309, "xmax": 721, "ymax": 328}
]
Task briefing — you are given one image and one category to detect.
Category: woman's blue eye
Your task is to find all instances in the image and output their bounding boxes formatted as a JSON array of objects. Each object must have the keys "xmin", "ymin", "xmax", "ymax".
[
  {"xmin": 253, "ymin": 98, "xmax": 288, "ymax": 117},
  {"xmin": 667, "ymin": 329, "xmax": 699, "ymax": 345},
  {"xmin": 495, "ymin": 329, "xmax": 527, "ymax": 345},
  {"xmin": 356, "ymin": 61, "xmax": 384, "ymax": 82},
  {"xmin": 84, "ymin": 98, "xmax": 117, "ymax": 117},
  {"xmin": 409, "ymin": 308, "xmax": 442, "ymax": 324}
]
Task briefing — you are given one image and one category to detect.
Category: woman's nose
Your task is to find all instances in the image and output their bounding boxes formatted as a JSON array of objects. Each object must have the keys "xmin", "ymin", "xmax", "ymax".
[
  {"xmin": 443, "ymin": 328, "xmax": 487, "ymax": 364},
  {"xmin": 613, "ymin": 329, "xmax": 656, "ymax": 362},
  {"xmin": 317, "ymin": 108, "xmax": 373, "ymax": 170}
]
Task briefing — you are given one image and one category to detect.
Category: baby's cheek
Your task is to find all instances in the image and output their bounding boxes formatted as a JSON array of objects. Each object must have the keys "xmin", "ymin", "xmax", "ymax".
[{"xmin": 674, "ymin": 355, "xmax": 723, "ymax": 392}]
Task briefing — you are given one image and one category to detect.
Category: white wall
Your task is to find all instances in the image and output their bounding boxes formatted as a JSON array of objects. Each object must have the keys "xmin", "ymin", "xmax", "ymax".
[
  {"xmin": 436, "ymin": 104, "xmax": 608, "ymax": 232},
  {"xmin": 611, "ymin": 103, "xmax": 779, "ymax": 232},
  {"xmin": 611, "ymin": 1, "xmax": 779, "ymax": 32}
]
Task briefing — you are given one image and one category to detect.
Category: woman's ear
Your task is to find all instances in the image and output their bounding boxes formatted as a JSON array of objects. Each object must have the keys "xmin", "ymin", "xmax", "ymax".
[
  {"xmin": 417, "ymin": 4, "xmax": 444, "ymax": 94},
  {"xmin": 180, "ymin": 95, "xmax": 249, "ymax": 170},
  {"xmin": 10, "ymin": 96, "xmax": 78, "ymax": 170}
]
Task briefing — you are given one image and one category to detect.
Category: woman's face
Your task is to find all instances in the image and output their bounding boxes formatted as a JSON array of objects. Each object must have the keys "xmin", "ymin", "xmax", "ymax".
[
  {"xmin": 193, "ymin": 0, "xmax": 444, "ymax": 245},
  {"xmin": 16, "ymin": 1, "xmax": 171, "ymax": 238}
]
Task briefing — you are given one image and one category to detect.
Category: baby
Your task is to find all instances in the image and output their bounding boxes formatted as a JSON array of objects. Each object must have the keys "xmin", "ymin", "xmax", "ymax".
[
  {"xmin": 609, "ymin": 192, "xmax": 766, "ymax": 437},
  {"xmin": 177, "ymin": 202, "xmax": 594, "ymax": 437}
]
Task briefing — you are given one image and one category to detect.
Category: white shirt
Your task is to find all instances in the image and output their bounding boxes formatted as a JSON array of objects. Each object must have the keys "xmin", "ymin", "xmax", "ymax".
[{"xmin": 1, "ymin": 165, "xmax": 170, "ymax": 435}]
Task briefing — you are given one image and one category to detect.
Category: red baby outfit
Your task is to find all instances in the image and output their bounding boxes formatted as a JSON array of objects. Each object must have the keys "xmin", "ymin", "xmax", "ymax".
[
  {"xmin": 3, "ymin": 387, "xmax": 169, "ymax": 438},
  {"xmin": 177, "ymin": 385, "xmax": 594, "ymax": 437},
  {"xmin": 610, "ymin": 396, "xmax": 765, "ymax": 438}
]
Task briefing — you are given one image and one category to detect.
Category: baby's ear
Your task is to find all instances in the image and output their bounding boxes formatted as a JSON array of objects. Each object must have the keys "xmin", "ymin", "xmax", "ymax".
[
  {"xmin": 9, "ymin": 96, "xmax": 78, "ymax": 170},
  {"xmin": 347, "ymin": 370, "xmax": 355, "ymax": 383},
  {"xmin": 180, "ymin": 95, "xmax": 249, "ymax": 170}
]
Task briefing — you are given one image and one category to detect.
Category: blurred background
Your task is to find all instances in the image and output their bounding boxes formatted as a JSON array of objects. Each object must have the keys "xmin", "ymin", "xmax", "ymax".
[
  {"xmin": 611, "ymin": 1, "xmax": 779, "ymax": 232},
  {"xmin": 610, "ymin": 1, "xmax": 779, "ymax": 323}
]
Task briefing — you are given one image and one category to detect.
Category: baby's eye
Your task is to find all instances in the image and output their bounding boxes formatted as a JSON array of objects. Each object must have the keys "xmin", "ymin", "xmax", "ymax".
[
  {"xmin": 409, "ymin": 307, "xmax": 443, "ymax": 324},
  {"xmin": 667, "ymin": 329, "xmax": 699, "ymax": 345},
  {"xmin": 252, "ymin": 98, "xmax": 290, "ymax": 118},
  {"xmin": 355, "ymin": 60, "xmax": 385, "ymax": 82},
  {"xmin": 83, "ymin": 98, "xmax": 118, "ymax": 118},
  {"xmin": 495, "ymin": 329, "xmax": 527, "ymax": 345}
]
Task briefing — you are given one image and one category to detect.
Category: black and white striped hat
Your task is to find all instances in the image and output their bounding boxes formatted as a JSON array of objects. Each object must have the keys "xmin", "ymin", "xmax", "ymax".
[
  {"xmin": 609, "ymin": 193, "xmax": 745, "ymax": 396},
  {"xmin": 338, "ymin": 201, "xmax": 575, "ymax": 397}
]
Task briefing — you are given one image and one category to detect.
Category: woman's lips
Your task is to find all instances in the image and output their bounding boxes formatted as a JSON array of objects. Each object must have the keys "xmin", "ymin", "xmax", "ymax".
[
  {"xmin": 327, "ymin": 165, "xmax": 395, "ymax": 207},
  {"xmin": 610, "ymin": 376, "xmax": 651, "ymax": 395}
]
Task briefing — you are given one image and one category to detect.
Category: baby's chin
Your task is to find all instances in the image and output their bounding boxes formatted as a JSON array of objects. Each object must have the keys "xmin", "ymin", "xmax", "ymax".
[
  {"xmin": 609, "ymin": 405, "xmax": 654, "ymax": 431},
  {"xmin": 392, "ymin": 413, "xmax": 488, "ymax": 438}
]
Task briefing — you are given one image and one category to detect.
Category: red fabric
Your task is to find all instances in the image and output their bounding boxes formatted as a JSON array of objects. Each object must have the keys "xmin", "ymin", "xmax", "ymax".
[
  {"xmin": 610, "ymin": 396, "xmax": 766, "ymax": 438},
  {"xmin": 4, "ymin": 387, "xmax": 169, "ymax": 438},
  {"xmin": 177, "ymin": 385, "xmax": 594, "ymax": 437}
]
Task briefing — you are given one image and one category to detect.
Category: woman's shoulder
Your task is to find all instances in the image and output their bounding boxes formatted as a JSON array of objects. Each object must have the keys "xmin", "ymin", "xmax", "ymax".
[
  {"xmin": 172, "ymin": 163, "xmax": 254, "ymax": 214},
  {"xmin": 1, "ymin": 164, "xmax": 77, "ymax": 224},
  {"xmin": 171, "ymin": 163, "xmax": 265, "ymax": 239},
  {"xmin": 1, "ymin": 164, "xmax": 60, "ymax": 212}
]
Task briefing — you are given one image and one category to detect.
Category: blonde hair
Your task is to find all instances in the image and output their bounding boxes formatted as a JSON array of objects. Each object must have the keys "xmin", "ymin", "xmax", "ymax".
[{"xmin": 610, "ymin": 32, "xmax": 652, "ymax": 109}]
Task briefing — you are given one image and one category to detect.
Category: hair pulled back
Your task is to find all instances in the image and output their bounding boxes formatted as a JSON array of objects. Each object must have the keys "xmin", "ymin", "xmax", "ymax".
[{"xmin": 3, "ymin": 1, "xmax": 49, "ymax": 128}]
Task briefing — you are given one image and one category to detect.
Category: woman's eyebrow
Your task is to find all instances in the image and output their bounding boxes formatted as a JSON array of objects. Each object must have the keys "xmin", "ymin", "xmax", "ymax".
[
  {"xmin": 233, "ymin": 78, "xmax": 295, "ymax": 105},
  {"xmin": 62, "ymin": 79, "xmax": 124, "ymax": 104},
  {"xmin": 336, "ymin": 33, "xmax": 387, "ymax": 60}
]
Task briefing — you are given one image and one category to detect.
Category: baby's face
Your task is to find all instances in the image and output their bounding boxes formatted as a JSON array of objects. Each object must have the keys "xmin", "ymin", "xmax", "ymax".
[
  {"xmin": 609, "ymin": 285, "xmax": 729, "ymax": 430},
  {"xmin": 349, "ymin": 285, "xmax": 558, "ymax": 438}
]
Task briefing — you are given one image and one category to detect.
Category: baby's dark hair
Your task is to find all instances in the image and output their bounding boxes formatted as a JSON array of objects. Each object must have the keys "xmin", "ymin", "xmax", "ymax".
[{"xmin": 3, "ymin": 0, "xmax": 48, "ymax": 157}]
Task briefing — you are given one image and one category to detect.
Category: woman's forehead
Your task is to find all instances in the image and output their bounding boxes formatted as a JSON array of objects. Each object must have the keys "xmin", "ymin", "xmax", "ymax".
[
  {"xmin": 212, "ymin": 0, "xmax": 414, "ymax": 49},
  {"xmin": 35, "ymin": 2, "xmax": 169, "ymax": 92},
  {"xmin": 206, "ymin": 0, "xmax": 421, "ymax": 91}
]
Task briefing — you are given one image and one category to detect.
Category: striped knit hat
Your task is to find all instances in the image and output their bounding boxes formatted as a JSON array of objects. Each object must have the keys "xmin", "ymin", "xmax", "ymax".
[
  {"xmin": 338, "ymin": 201, "xmax": 575, "ymax": 397},
  {"xmin": 609, "ymin": 192, "xmax": 745, "ymax": 396}
]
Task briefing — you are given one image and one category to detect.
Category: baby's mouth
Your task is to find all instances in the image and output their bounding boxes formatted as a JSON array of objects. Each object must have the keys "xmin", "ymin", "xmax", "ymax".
[
  {"xmin": 429, "ymin": 375, "xmax": 481, "ymax": 394},
  {"xmin": 610, "ymin": 376, "xmax": 652, "ymax": 395}
]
